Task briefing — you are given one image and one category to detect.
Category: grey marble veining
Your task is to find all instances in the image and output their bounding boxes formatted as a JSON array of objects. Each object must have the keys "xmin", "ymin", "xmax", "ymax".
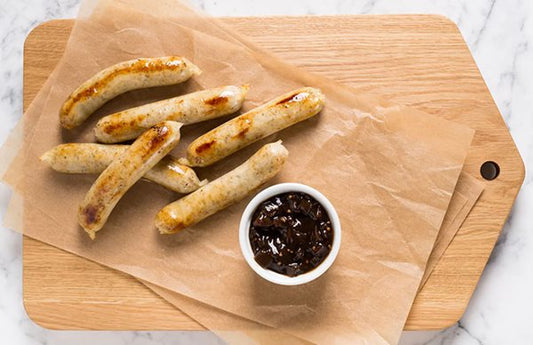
[{"xmin": 1, "ymin": 0, "xmax": 532, "ymax": 344}]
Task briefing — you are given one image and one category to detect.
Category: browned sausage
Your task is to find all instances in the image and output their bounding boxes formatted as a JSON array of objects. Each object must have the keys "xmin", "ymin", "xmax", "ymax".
[
  {"xmin": 94, "ymin": 85, "xmax": 248, "ymax": 143},
  {"xmin": 156, "ymin": 141, "xmax": 288, "ymax": 234},
  {"xmin": 40, "ymin": 143, "xmax": 206, "ymax": 193},
  {"xmin": 60, "ymin": 57, "xmax": 201, "ymax": 129},
  {"xmin": 78, "ymin": 121, "xmax": 182, "ymax": 239},
  {"xmin": 180, "ymin": 87, "xmax": 323, "ymax": 167}
]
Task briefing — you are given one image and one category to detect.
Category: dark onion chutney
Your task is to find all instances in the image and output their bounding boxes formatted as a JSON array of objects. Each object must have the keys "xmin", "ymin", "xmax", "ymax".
[{"xmin": 249, "ymin": 192, "xmax": 333, "ymax": 277}]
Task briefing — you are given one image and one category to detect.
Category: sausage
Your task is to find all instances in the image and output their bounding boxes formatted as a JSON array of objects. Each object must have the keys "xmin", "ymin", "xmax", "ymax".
[
  {"xmin": 94, "ymin": 85, "xmax": 248, "ymax": 143},
  {"xmin": 59, "ymin": 57, "xmax": 201, "ymax": 129},
  {"xmin": 78, "ymin": 121, "xmax": 182, "ymax": 239},
  {"xmin": 179, "ymin": 87, "xmax": 324, "ymax": 167},
  {"xmin": 40, "ymin": 143, "xmax": 206, "ymax": 194},
  {"xmin": 155, "ymin": 141, "xmax": 288, "ymax": 234}
]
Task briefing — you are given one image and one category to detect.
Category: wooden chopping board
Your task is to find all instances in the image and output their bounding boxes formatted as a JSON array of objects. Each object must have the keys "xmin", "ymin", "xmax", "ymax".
[{"xmin": 22, "ymin": 16, "xmax": 524, "ymax": 330}]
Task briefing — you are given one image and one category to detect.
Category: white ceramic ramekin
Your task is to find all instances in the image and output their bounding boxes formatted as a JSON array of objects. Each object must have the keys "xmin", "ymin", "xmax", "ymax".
[{"xmin": 239, "ymin": 183, "xmax": 341, "ymax": 286}]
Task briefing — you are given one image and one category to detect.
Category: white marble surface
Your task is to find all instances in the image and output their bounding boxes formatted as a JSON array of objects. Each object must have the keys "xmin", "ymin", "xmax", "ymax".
[{"xmin": 1, "ymin": 0, "xmax": 532, "ymax": 344}]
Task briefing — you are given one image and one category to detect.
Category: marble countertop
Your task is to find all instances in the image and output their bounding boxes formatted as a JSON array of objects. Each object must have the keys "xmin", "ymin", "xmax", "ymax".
[{"xmin": 1, "ymin": 0, "xmax": 531, "ymax": 344}]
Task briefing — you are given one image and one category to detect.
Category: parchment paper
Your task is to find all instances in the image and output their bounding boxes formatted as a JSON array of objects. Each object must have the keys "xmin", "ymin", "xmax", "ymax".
[
  {"xmin": 0, "ymin": 1, "xmax": 484, "ymax": 336},
  {"xmin": 419, "ymin": 172, "xmax": 483, "ymax": 288},
  {"xmin": 2, "ymin": 1, "xmax": 476, "ymax": 344},
  {"xmin": 141, "ymin": 170, "xmax": 483, "ymax": 345},
  {"xmin": 145, "ymin": 281, "xmax": 314, "ymax": 345}
]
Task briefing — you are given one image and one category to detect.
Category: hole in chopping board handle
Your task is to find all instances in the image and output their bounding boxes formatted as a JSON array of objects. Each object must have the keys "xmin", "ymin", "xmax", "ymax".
[{"xmin": 480, "ymin": 161, "xmax": 500, "ymax": 180}]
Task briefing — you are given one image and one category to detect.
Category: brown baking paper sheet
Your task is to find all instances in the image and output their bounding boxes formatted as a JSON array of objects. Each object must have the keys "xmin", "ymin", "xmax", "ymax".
[
  {"xmin": 1, "ymin": 0, "xmax": 476, "ymax": 344},
  {"xmin": 140, "ymin": 171, "xmax": 483, "ymax": 345},
  {"xmin": 7, "ymin": 0, "xmax": 485, "ymax": 331},
  {"xmin": 419, "ymin": 172, "xmax": 483, "ymax": 288},
  {"xmin": 0, "ymin": 0, "xmax": 484, "ymax": 333},
  {"xmin": 145, "ymin": 281, "xmax": 314, "ymax": 345}
]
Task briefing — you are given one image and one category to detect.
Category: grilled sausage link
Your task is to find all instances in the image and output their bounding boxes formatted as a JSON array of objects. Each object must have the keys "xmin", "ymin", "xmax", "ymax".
[
  {"xmin": 78, "ymin": 121, "xmax": 182, "ymax": 239},
  {"xmin": 156, "ymin": 141, "xmax": 288, "ymax": 234},
  {"xmin": 180, "ymin": 87, "xmax": 323, "ymax": 167},
  {"xmin": 94, "ymin": 85, "xmax": 248, "ymax": 143},
  {"xmin": 40, "ymin": 143, "xmax": 205, "ymax": 194},
  {"xmin": 60, "ymin": 57, "xmax": 201, "ymax": 129}
]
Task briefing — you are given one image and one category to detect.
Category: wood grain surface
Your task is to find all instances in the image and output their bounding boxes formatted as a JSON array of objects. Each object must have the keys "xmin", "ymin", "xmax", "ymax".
[{"xmin": 22, "ymin": 16, "xmax": 524, "ymax": 331}]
